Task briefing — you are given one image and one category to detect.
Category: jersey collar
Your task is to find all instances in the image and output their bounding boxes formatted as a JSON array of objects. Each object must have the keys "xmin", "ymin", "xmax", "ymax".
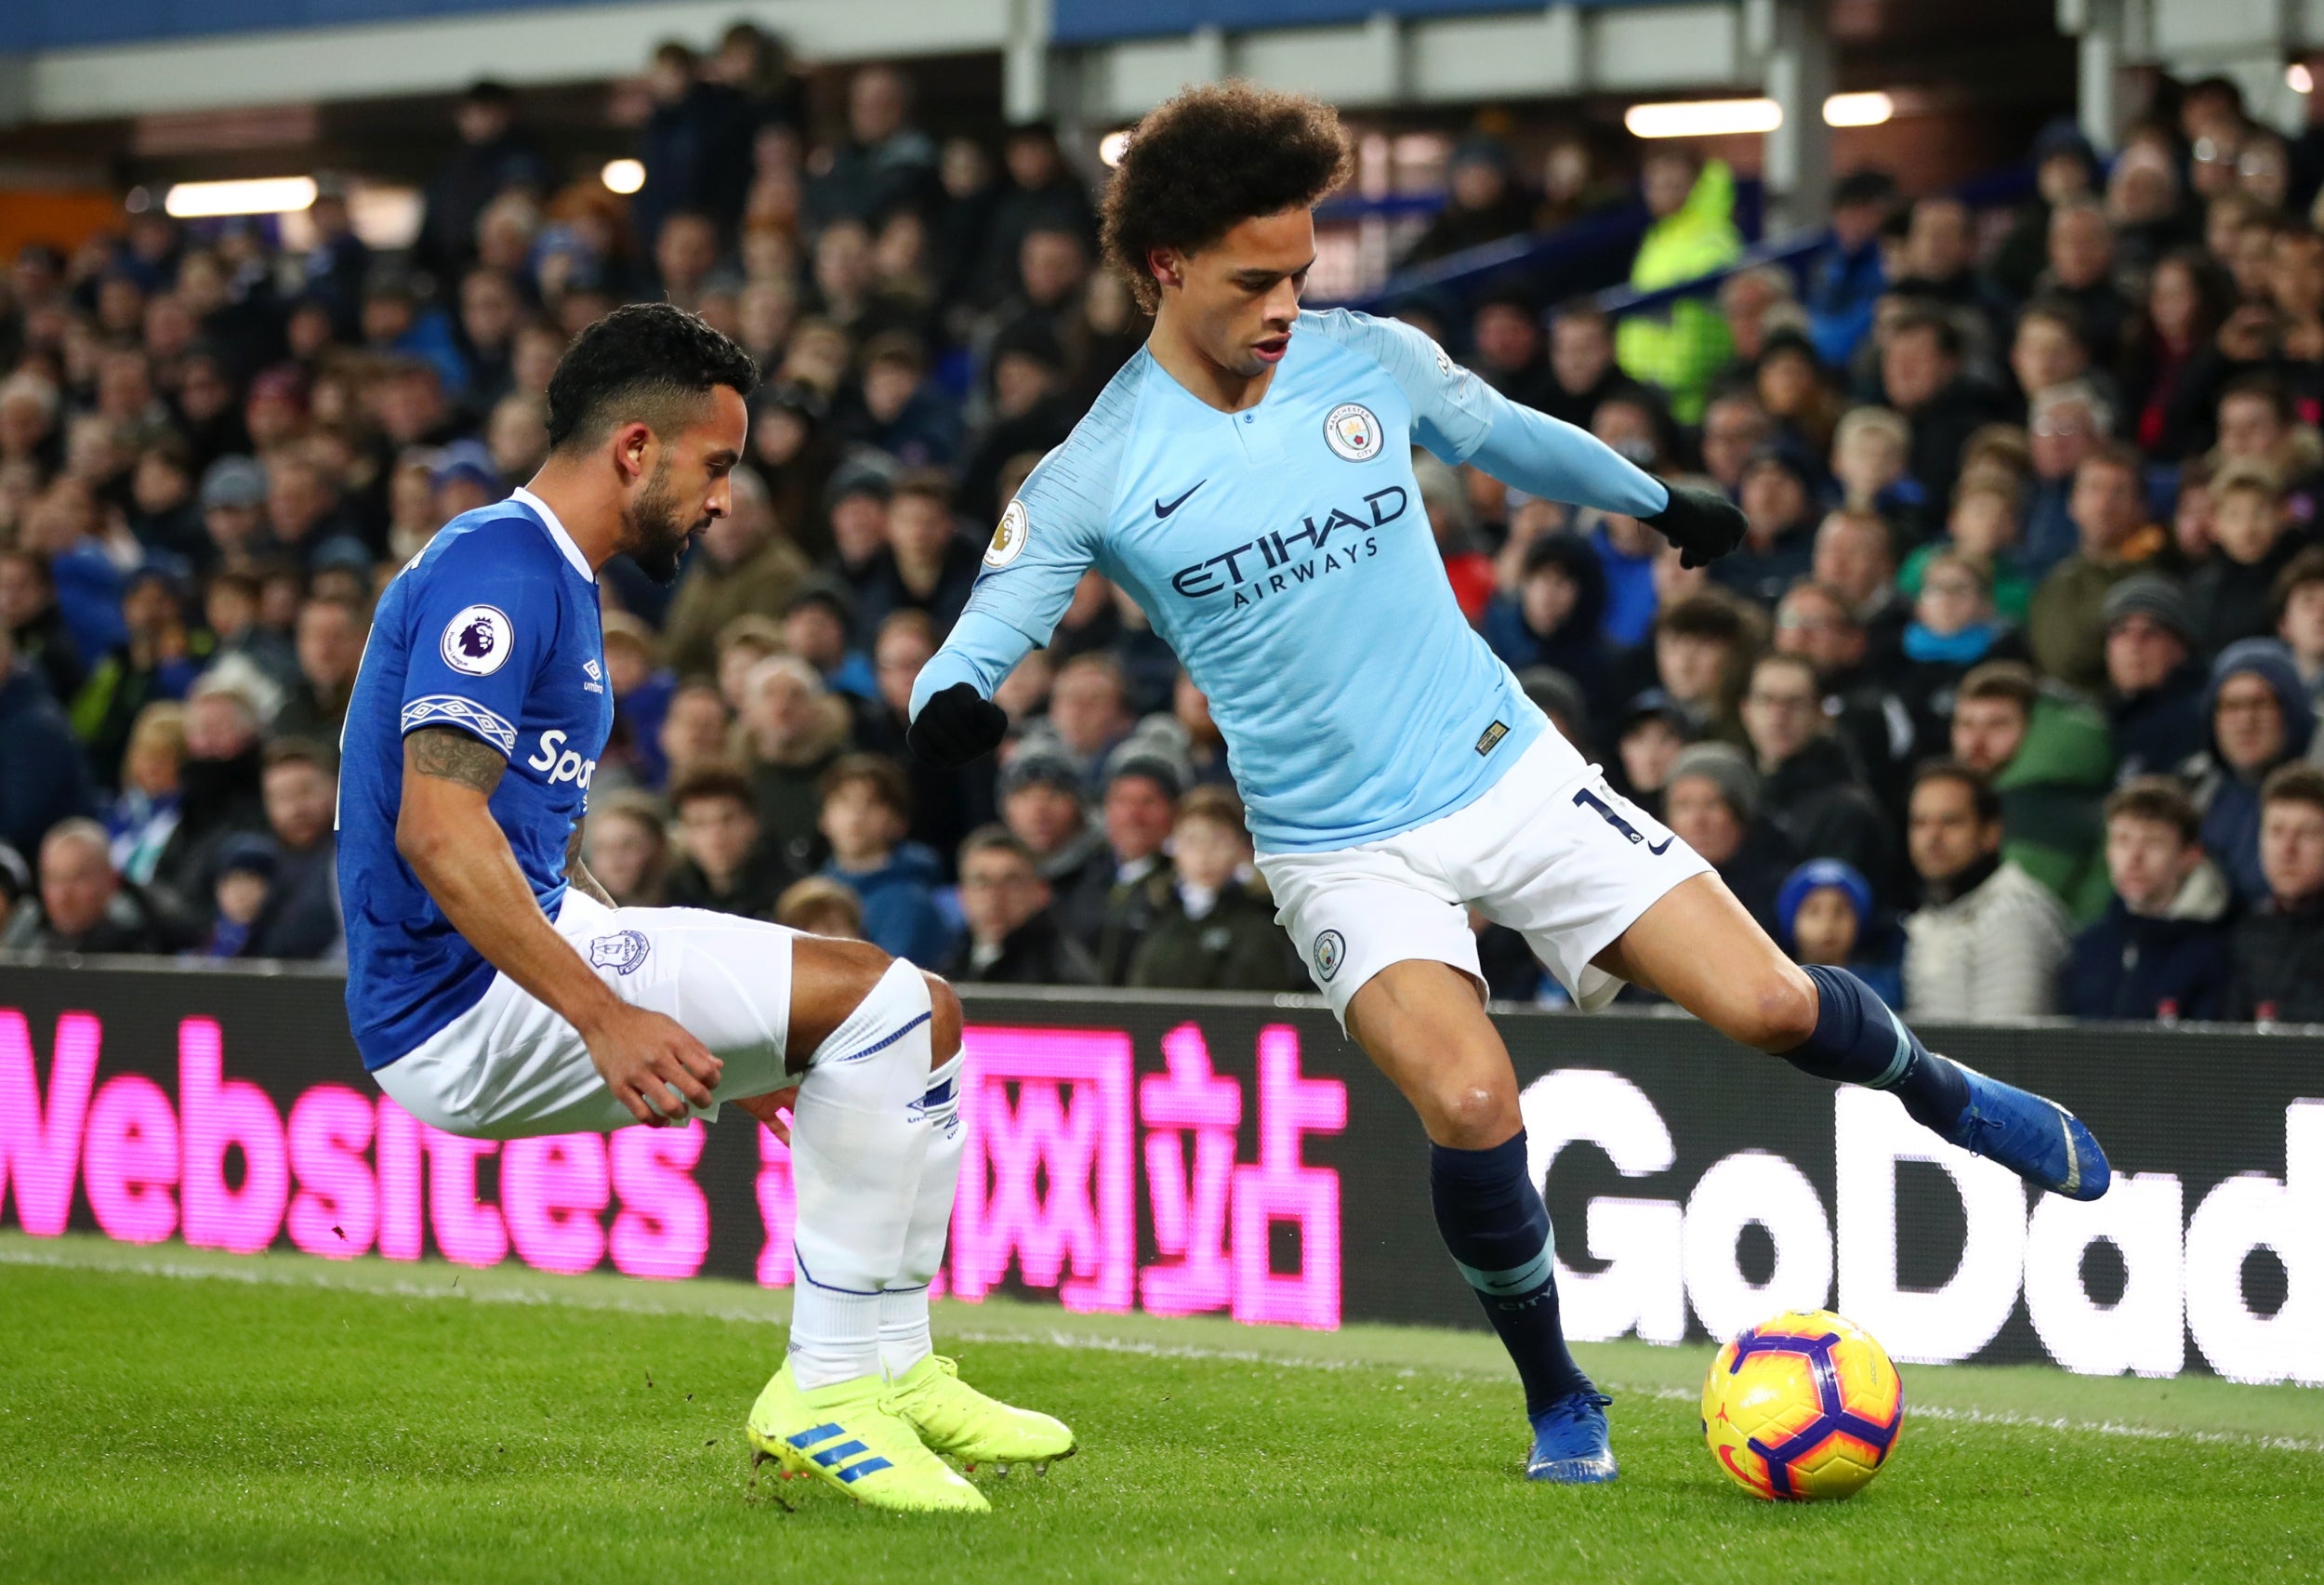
[{"xmin": 509, "ymin": 486, "xmax": 595, "ymax": 582}]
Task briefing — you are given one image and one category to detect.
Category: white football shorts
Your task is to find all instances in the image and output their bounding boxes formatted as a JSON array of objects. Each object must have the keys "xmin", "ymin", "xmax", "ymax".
[
  {"xmin": 372, "ymin": 891, "xmax": 800, "ymax": 1139},
  {"xmin": 1257, "ymin": 735, "xmax": 1712, "ymax": 1027}
]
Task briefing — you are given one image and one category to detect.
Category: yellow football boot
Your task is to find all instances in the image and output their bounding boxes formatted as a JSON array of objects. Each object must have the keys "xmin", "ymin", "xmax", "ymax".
[
  {"xmin": 746, "ymin": 1361, "xmax": 989, "ymax": 1513},
  {"xmin": 885, "ymin": 1354, "xmax": 1076, "ymax": 1474}
]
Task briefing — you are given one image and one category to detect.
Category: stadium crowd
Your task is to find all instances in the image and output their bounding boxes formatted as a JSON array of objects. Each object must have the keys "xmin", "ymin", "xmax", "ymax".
[{"xmin": 2, "ymin": 34, "xmax": 2322, "ymax": 1024}]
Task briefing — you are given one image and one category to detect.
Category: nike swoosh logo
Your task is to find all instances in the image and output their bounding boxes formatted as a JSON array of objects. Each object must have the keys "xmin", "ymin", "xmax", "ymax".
[
  {"xmin": 1647, "ymin": 836, "xmax": 1675, "ymax": 855},
  {"xmin": 1155, "ymin": 482, "xmax": 1205, "ymax": 518}
]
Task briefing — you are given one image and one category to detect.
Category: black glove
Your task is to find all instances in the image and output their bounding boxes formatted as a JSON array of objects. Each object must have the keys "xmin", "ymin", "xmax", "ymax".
[
  {"xmin": 1644, "ymin": 483, "xmax": 1749, "ymax": 570},
  {"xmin": 907, "ymin": 682, "xmax": 1010, "ymax": 768}
]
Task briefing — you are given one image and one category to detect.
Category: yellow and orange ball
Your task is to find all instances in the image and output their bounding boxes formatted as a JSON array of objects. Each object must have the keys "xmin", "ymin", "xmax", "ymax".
[{"xmin": 1701, "ymin": 1309, "xmax": 1904, "ymax": 1501}]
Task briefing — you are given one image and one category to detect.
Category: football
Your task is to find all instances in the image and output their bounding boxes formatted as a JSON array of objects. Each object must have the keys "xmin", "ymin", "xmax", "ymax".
[{"xmin": 1700, "ymin": 1309, "xmax": 1904, "ymax": 1501}]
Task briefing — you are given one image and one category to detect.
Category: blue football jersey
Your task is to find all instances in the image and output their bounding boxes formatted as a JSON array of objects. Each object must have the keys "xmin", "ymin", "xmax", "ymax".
[
  {"xmin": 337, "ymin": 489, "xmax": 612, "ymax": 1070},
  {"xmin": 926, "ymin": 308, "xmax": 1667, "ymax": 852}
]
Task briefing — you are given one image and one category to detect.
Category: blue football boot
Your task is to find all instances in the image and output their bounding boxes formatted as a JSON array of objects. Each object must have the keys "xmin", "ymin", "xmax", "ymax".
[
  {"xmin": 1940, "ymin": 1062, "xmax": 2111, "ymax": 1201},
  {"xmin": 1525, "ymin": 1390, "xmax": 1617, "ymax": 1484}
]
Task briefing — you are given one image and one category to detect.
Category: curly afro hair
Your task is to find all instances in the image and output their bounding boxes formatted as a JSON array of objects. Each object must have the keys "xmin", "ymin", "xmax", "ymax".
[
  {"xmin": 547, "ymin": 302, "xmax": 759, "ymax": 452},
  {"xmin": 1101, "ymin": 81, "xmax": 1353, "ymax": 313}
]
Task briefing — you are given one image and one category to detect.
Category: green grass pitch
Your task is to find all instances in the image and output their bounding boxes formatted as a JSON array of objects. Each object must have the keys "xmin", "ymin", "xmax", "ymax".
[{"xmin": 2, "ymin": 1233, "xmax": 2317, "ymax": 1583}]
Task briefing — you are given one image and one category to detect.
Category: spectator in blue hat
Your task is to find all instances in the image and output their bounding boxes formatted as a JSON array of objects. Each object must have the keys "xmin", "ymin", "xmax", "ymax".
[
  {"xmin": 429, "ymin": 438, "xmax": 505, "ymax": 523},
  {"xmin": 2102, "ymin": 573, "xmax": 2206, "ymax": 783},
  {"xmin": 1776, "ymin": 856, "xmax": 1901, "ymax": 1007},
  {"xmin": 2189, "ymin": 638, "xmax": 2318, "ymax": 905},
  {"xmin": 1609, "ymin": 689, "xmax": 1696, "ymax": 816},
  {"xmin": 197, "ymin": 832, "xmax": 277, "ymax": 958},
  {"xmin": 195, "ymin": 455, "xmax": 269, "ymax": 575}
]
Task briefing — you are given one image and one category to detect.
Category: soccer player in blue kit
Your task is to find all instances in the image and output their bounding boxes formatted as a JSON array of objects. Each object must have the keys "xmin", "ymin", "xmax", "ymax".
[
  {"xmin": 338, "ymin": 305, "xmax": 1067, "ymax": 1513},
  {"xmin": 908, "ymin": 85, "xmax": 2113, "ymax": 1484}
]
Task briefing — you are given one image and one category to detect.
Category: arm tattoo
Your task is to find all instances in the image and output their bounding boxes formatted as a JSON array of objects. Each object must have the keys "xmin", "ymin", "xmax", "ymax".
[
  {"xmin": 566, "ymin": 820, "xmax": 617, "ymax": 907},
  {"xmin": 407, "ymin": 726, "xmax": 507, "ymax": 796}
]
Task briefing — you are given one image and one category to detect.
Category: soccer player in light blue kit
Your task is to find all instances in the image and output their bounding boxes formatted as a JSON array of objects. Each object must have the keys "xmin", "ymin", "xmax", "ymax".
[
  {"xmin": 338, "ymin": 305, "xmax": 1067, "ymax": 1513},
  {"xmin": 910, "ymin": 85, "xmax": 2113, "ymax": 1484}
]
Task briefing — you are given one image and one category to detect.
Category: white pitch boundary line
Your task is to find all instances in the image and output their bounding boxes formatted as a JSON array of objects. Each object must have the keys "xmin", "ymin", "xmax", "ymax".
[
  {"xmin": 7, "ymin": 1246, "xmax": 2320, "ymax": 1458},
  {"xmin": 792, "ymin": 1320, "xmax": 2324, "ymax": 1459}
]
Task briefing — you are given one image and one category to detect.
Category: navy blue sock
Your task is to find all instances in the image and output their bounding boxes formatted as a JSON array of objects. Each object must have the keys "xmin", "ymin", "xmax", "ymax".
[
  {"xmin": 1782, "ymin": 965, "xmax": 1970, "ymax": 1131},
  {"xmin": 1429, "ymin": 1132, "xmax": 1591, "ymax": 1415}
]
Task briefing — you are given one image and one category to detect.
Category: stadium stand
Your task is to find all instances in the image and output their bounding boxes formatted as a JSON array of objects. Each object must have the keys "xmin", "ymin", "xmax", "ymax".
[{"xmin": 5, "ymin": 19, "xmax": 2324, "ymax": 1023}]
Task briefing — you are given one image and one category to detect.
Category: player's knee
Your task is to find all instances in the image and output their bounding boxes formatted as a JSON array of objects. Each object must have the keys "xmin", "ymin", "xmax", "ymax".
[
  {"xmin": 922, "ymin": 971, "xmax": 963, "ymax": 1062},
  {"xmin": 1431, "ymin": 1079, "xmax": 1518, "ymax": 1150},
  {"xmin": 1736, "ymin": 964, "xmax": 1818, "ymax": 1052}
]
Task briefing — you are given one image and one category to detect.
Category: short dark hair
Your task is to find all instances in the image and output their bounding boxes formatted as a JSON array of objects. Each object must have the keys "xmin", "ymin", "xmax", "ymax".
[
  {"xmin": 545, "ymin": 303, "xmax": 759, "ymax": 453},
  {"xmin": 2105, "ymin": 775, "xmax": 2200, "ymax": 842},
  {"xmin": 1656, "ymin": 590, "xmax": 1747, "ymax": 645},
  {"xmin": 1912, "ymin": 757, "xmax": 2001, "ymax": 824},
  {"xmin": 820, "ymin": 752, "xmax": 911, "ymax": 821},
  {"xmin": 1750, "ymin": 650, "xmax": 1819, "ymax": 692},
  {"xmin": 2016, "ymin": 294, "xmax": 2086, "ymax": 343},
  {"xmin": 861, "ymin": 330, "xmax": 927, "ymax": 376},
  {"xmin": 1887, "ymin": 306, "xmax": 1962, "ymax": 360},
  {"xmin": 263, "ymin": 736, "xmax": 337, "ymax": 774},
  {"xmin": 2261, "ymin": 762, "xmax": 2324, "ymax": 819},
  {"xmin": 1552, "ymin": 297, "xmax": 1609, "ymax": 331},
  {"xmin": 2271, "ymin": 544, "xmax": 2324, "ymax": 622},
  {"xmin": 1957, "ymin": 659, "xmax": 2039, "ymax": 718},
  {"xmin": 1101, "ymin": 82, "xmax": 1353, "ymax": 313},
  {"xmin": 775, "ymin": 875, "xmax": 865, "ymax": 936},
  {"xmin": 2219, "ymin": 370, "xmax": 2292, "ymax": 423},
  {"xmin": 958, "ymin": 822, "xmax": 1036, "ymax": 871},
  {"xmin": 1175, "ymin": 784, "xmax": 1248, "ymax": 837},
  {"xmin": 891, "ymin": 467, "xmax": 953, "ymax": 510},
  {"xmin": 595, "ymin": 789, "xmax": 669, "ymax": 843},
  {"xmin": 668, "ymin": 763, "xmax": 755, "ymax": 816}
]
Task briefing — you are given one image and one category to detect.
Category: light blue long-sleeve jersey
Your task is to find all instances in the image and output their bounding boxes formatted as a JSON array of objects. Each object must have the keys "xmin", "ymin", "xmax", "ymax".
[{"xmin": 912, "ymin": 308, "xmax": 1669, "ymax": 853}]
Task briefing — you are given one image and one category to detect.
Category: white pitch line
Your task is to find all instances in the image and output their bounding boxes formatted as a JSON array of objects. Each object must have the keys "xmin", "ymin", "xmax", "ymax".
[
  {"xmin": 7, "ymin": 1245, "xmax": 2318, "ymax": 1458},
  {"xmin": 1599, "ymin": 1380, "xmax": 2324, "ymax": 1458},
  {"xmin": 927, "ymin": 1324, "xmax": 2324, "ymax": 1458}
]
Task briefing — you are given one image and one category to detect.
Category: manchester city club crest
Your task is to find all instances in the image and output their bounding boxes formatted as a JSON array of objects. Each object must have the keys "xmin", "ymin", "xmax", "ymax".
[
  {"xmin": 588, "ymin": 930, "xmax": 651, "ymax": 975},
  {"xmin": 1323, "ymin": 403, "xmax": 1382, "ymax": 462},
  {"xmin": 1314, "ymin": 929, "xmax": 1347, "ymax": 982}
]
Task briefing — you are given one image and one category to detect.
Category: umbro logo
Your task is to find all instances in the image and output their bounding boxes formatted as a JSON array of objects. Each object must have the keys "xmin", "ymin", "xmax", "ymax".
[
  {"xmin": 1155, "ymin": 482, "xmax": 1205, "ymax": 518},
  {"xmin": 582, "ymin": 656, "xmax": 603, "ymax": 693}
]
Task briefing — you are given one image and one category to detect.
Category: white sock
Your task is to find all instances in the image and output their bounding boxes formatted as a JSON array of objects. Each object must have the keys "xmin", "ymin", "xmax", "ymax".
[
  {"xmin": 786, "ymin": 959, "xmax": 934, "ymax": 1392},
  {"xmin": 790, "ymin": 1285, "xmax": 882, "ymax": 1389},
  {"xmin": 878, "ymin": 1289, "xmax": 932, "ymax": 1380},
  {"xmin": 879, "ymin": 1051, "xmax": 965, "ymax": 1380}
]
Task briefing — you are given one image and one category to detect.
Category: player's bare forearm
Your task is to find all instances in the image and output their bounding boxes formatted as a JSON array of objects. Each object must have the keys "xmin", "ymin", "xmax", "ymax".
[
  {"xmin": 399, "ymin": 729, "xmax": 720, "ymax": 1125},
  {"xmin": 564, "ymin": 823, "xmax": 616, "ymax": 908},
  {"xmin": 397, "ymin": 728, "xmax": 623, "ymax": 1038}
]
